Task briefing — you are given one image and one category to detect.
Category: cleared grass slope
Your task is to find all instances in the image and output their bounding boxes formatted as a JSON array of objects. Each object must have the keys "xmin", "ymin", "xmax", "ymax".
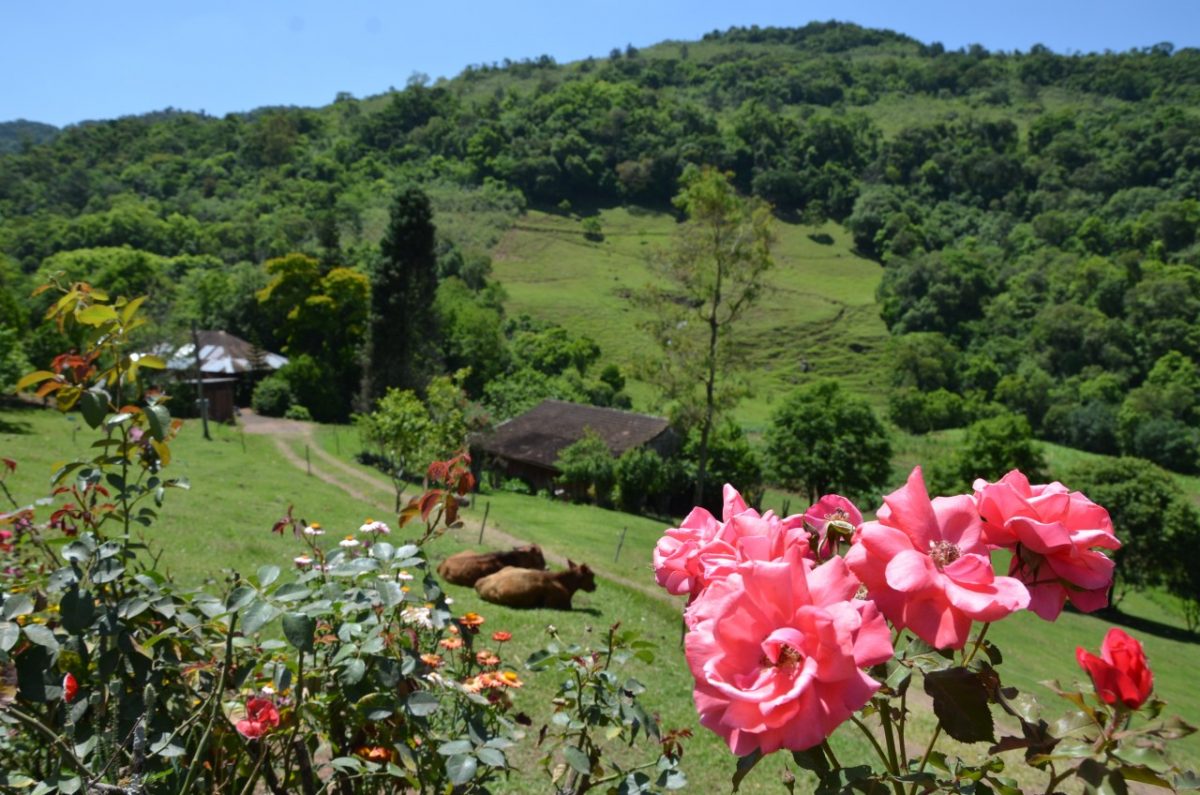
[{"xmin": 490, "ymin": 206, "xmax": 890, "ymax": 429}]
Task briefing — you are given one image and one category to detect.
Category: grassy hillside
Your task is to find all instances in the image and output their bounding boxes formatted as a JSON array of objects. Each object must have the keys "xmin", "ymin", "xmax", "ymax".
[
  {"xmin": 3, "ymin": 405, "xmax": 1199, "ymax": 788},
  {"xmin": 491, "ymin": 206, "xmax": 889, "ymax": 428}
]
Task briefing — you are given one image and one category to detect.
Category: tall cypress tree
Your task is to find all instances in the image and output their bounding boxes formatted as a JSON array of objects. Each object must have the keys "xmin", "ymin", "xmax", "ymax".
[{"xmin": 367, "ymin": 185, "xmax": 438, "ymax": 400}]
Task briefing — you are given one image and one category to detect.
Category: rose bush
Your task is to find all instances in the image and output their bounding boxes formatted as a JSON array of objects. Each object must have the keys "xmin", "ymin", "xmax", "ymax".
[{"xmin": 655, "ymin": 469, "xmax": 1197, "ymax": 793}]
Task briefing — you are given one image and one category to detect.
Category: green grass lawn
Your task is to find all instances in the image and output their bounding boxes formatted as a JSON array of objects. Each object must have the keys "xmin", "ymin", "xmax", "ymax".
[{"xmin": 4, "ymin": 405, "xmax": 1199, "ymax": 789}]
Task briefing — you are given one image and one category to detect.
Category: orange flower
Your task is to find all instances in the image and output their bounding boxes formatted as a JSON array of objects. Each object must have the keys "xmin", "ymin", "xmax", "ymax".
[
  {"xmin": 491, "ymin": 631, "xmax": 512, "ymax": 643},
  {"xmin": 356, "ymin": 745, "xmax": 393, "ymax": 763},
  {"xmin": 460, "ymin": 612, "xmax": 485, "ymax": 629},
  {"xmin": 476, "ymin": 650, "xmax": 500, "ymax": 667},
  {"xmin": 420, "ymin": 653, "xmax": 444, "ymax": 668},
  {"xmin": 439, "ymin": 637, "xmax": 463, "ymax": 651},
  {"xmin": 500, "ymin": 670, "xmax": 523, "ymax": 688}
]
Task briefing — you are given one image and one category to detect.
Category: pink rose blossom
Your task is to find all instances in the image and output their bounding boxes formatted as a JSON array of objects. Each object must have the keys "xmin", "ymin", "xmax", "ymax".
[
  {"xmin": 685, "ymin": 556, "xmax": 892, "ymax": 756},
  {"xmin": 845, "ymin": 468, "xmax": 1029, "ymax": 650},
  {"xmin": 654, "ymin": 485, "xmax": 809, "ymax": 604},
  {"xmin": 974, "ymin": 471, "xmax": 1120, "ymax": 620},
  {"xmin": 802, "ymin": 494, "xmax": 863, "ymax": 560}
]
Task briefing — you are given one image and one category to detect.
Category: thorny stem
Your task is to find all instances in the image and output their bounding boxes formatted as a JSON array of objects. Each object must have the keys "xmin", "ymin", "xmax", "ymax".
[
  {"xmin": 179, "ymin": 611, "xmax": 238, "ymax": 794},
  {"xmin": 4, "ymin": 705, "xmax": 91, "ymax": 778},
  {"xmin": 1043, "ymin": 761, "xmax": 1073, "ymax": 795},
  {"xmin": 963, "ymin": 623, "xmax": 992, "ymax": 667},
  {"xmin": 821, "ymin": 739, "xmax": 842, "ymax": 770},
  {"xmin": 877, "ymin": 702, "xmax": 908, "ymax": 795},
  {"xmin": 908, "ymin": 724, "xmax": 943, "ymax": 795},
  {"xmin": 850, "ymin": 714, "xmax": 892, "ymax": 771},
  {"xmin": 898, "ymin": 686, "xmax": 908, "ymax": 766}
]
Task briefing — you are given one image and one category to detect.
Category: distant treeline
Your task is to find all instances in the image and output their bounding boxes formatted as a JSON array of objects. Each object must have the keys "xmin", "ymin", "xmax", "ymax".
[{"xmin": 1, "ymin": 21, "xmax": 1199, "ymax": 469}]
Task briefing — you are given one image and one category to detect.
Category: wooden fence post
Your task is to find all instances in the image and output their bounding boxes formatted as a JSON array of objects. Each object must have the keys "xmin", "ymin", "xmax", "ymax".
[
  {"xmin": 614, "ymin": 527, "xmax": 628, "ymax": 563},
  {"xmin": 477, "ymin": 501, "xmax": 491, "ymax": 544}
]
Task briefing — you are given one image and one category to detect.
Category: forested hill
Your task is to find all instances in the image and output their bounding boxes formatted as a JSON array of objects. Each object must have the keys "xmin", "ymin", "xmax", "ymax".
[
  {"xmin": 2, "ymin": 21, "xmax": 1200, "ymax": 471},
  {"xmin": 0, "ymin": 119, "xmax": 58, "ymax": 154}
]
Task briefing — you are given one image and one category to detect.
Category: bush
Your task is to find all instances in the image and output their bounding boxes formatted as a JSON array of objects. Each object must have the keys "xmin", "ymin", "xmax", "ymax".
[
  {"xmin": 766, "ymin": 380, "xmax": 891, "ymax": 503},
  {"xmin": 278, "ymin": 354, "xmax": 345, "ymax": 423},
  {"xmin": 928, "ymin": 413, "xmax": 1047, "ymax": 493},
  {"xmin": 284, "ymin": 403, "xmax": 312, "ymax": 421},
  {"xmin": 888, "ymin": 387, "xmax": 966, "ymax": 433},
  {"xmin": 251, "ymin": 373, "xmax": 293, "ymax": 417},
  {"xmin": 686, "ymin": 421, "xmax": 763, "ymax": 515},
  {"xmin": 555, "ymin": 428, "xmax": 616, "ymax": 505},
  {"xmin": 614, "ymin": 446, "xmax": 665, "ymax": 514}
]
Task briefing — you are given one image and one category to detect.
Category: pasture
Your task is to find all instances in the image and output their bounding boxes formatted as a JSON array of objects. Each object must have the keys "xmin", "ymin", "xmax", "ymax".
[
  {"xmin": 489, "ymin": 206, "xmax": 891, "ymax": 429},
  {"xmin": 3, "ymin": 405, "xmax": 1198, "ymax": 790}
]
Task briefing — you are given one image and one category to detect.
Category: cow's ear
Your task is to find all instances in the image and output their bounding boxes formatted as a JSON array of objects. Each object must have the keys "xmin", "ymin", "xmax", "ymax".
[{"xmin": 567, "ymin": 559, "xmax": 575, "ymax": 569}]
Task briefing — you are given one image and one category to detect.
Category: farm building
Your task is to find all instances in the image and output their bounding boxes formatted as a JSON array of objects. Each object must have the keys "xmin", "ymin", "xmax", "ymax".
[
  {"xmin": 164, "ymin": 331, "xmax": 287, "ymax": 422},
  {"xmin": 474, "ymin": 399, "xmax": 677, "ymax": 492}
]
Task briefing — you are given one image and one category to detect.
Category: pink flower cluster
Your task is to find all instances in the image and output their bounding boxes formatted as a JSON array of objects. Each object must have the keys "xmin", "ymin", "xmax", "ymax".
[
  {"xmin": 653, "ymin": 467, "xmax": 1121, "ymax": 757},
  {"xmin": 654, "ymin": 486, "xmax": 890, "ymax": 754}
]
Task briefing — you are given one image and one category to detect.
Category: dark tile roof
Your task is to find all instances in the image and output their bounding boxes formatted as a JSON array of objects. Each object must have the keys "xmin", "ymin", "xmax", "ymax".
[{"xmin": 477, "ymin": 399, "xmax": 670, "ymax": 470}]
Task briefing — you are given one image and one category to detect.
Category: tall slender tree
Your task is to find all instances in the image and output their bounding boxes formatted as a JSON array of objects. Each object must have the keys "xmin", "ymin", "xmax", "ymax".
[
  {"xmin": 367, "ymin": 185, "xmax": 438, "ymax": 400},
  {"xmin": 639, "ymin": 166, "xmax": 775, "ymax": 505}
]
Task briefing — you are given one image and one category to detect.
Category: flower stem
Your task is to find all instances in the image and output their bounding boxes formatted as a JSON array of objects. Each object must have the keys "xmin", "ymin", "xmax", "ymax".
[
  {"xmin": 849, "ymin": 715, "xmax": 891, "ymax": 772},
  {"xmin": 962, "ymin": 623, "xmax": 991, "ymax": 667},
  {"xmin": 908, "ymin": 724, "xmax": 942, "ymax": 795}
]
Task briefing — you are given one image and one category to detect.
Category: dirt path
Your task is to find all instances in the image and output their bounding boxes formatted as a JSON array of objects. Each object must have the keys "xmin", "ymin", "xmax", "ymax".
[{"xmin": 240, "ymin": 411, "xmax": 671, "ymax": 604}]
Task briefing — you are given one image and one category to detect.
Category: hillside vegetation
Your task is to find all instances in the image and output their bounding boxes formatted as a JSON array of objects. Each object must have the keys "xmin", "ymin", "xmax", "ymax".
[{"xmin": 2, "ymin": 21, "xmax": 1199, "ymax": 476}]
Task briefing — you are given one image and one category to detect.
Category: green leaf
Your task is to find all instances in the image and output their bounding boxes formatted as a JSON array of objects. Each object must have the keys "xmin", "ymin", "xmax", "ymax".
[
  {"xmin": 224, "ymin": 585, "xmax": 256, "ymax": 612},
  {"xmin": 256, "ymin": 565, "xmax": 281, "ymax": 588},
  {"xmin": 355, "ymin": 693, "xmax": 398, "ymax": 721},
  {"xmin": 274, "ymin": 582, "xmax": 311, "ymax": 602},
  {"xmin": 0, "ymin": 621, "xmax": 18, "ymax": 652},
  {"xmin": 78, "ymin": 389, "xmax": 108, "ymax": 429},
  {"xmin": 77, "ymin": 304, "xmax": 119, "ymax": 326},
  {"xmin": 791, "ymin": 747, "xmax": 831, "ymax": 776},
  {"xmin": 476, "ymin": 746, "xmax": 506, "ymax": 768},
  {"xmin": 438, "ymin": 740, "xmax": 474, "ymax": 756},
  {"xmin": 60, "ymin": 589, "xmax": 95, "ymax": 634},
  {"xmin": 241, "ymin": 600, "xmax": 280, "ymax": 634},
  {"xmin": 145, "ymin": 404, "xmax": 170, "ymax": 441},
  {"xmin": 91, "ymin": 558, "xmax": 125, "ymax": 584},
  {"xmin": 14, "ymin": 370, "xmax": 56, "ymax": 392},
  {"xmin": 338, "ymin": 658, "xmax": 366, "ymax": 686},
  {"xmin": 281, "ymin": 612, "xmax": 316, "ymax": 652},
  {"xmin": 22, "ymin": 624, "xmax": 59, "ymax": 652},
  {"xmin": 563, "ymin": 745, "xmax": 592, "ymax": 777},
  {"xmin": 924, "ymin": 667, "xmax": 995, "ymax": 744},
  {"xmin": 732, "ymin": 749, "xmax": 764, "ymax": 791},
  {"xmin": 1078, "ymin": 758, "xmax": 1129, "ymax": 795},
  {"xmin": 3, "ymin": 594, "xmax": 34, "ymax": 620},
  {"xmin": 446, "ymin": 754, "xmax": 477, "ymax": 786},
  {"xmin": 406, "ymin": 690, "xmax": 439, "ymax": 716},
  {"xmin": 137, "ymin": 354, "xmax": 166, "ymax": 369}
]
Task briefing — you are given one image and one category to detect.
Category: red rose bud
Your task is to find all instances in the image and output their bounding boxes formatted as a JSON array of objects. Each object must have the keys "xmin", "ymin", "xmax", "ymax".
[
  {"xmin": 63, "ymin": 673, "xmax": 79, "ymax": 703},
  {"xmin": 1076, "ymin": 628, "xmax": 1153, "ymax": 709}
]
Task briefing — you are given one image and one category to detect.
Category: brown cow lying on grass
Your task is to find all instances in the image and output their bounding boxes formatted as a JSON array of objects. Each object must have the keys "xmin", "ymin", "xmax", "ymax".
[
  {"xmin": 475, "ymin": 560, "xmax": 596, "ymax": 610},
  {"xmin": 436, "ymin": 544, "xmax": 545, "ymax": 587}
]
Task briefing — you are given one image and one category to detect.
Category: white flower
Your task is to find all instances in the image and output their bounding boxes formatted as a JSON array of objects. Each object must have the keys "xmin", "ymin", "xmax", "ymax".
[
  {"xmin": 400, "ymin": 606, "xmax": 433, "ymax": 630},
  {"xmin": 396, "ymin": 570, "xmax": 414, "ymax": 581},
  {"xmin": 358, "ymin": 518, "xmax": 391, "ymax": 535},
  {"xmin": 260, "ymin": 685, "xmax": 275, "ymax": 696},
  {"xmin": 339, "ymin": 535, "xmax": 360, "ymax": 549},
  {"xmin": 293, "ymin": 555, "xmax": 313, "ymax": 567},
  {"xmin": 444, "ymin": 596, "xmax": 455, "ymax": 605},
  {"xmin": 303, "ymin": 524, "xmax": 325, "ymax": 536}
]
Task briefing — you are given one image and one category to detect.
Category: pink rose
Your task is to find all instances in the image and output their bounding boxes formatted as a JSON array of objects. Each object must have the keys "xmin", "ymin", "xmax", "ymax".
[
  {"xmin": 653, "ymin": 505, "xmax": 723, "ymax": 597},
  {"xmin": 654, "ymin": 485, "xmax": 809, "ymax": 604},
  {"xmin": 974, "ymin": 471, "xmax": 1120, "ymax": 621},
  {"xmin": 802, "ymin": 494, "xmax": 863, "ymax": 560},
  {"xmin": 846, "ymin": 467, "xmax": 1029, "ymax": 650},
  {"xmin": 685, "ymin": 557, "xmax": 892, "ymax": 756}
]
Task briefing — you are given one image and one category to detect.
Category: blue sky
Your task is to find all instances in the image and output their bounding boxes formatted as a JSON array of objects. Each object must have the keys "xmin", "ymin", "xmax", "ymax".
[{"xmin": 4, "ymin": 0, "xmax": 1199, "ymax": 127}]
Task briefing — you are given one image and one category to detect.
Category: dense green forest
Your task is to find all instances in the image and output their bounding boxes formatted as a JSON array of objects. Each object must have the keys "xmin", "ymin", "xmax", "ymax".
[{"xmin": 2, "ymin": 21, "xmax": 1200, "ymax": 476}]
